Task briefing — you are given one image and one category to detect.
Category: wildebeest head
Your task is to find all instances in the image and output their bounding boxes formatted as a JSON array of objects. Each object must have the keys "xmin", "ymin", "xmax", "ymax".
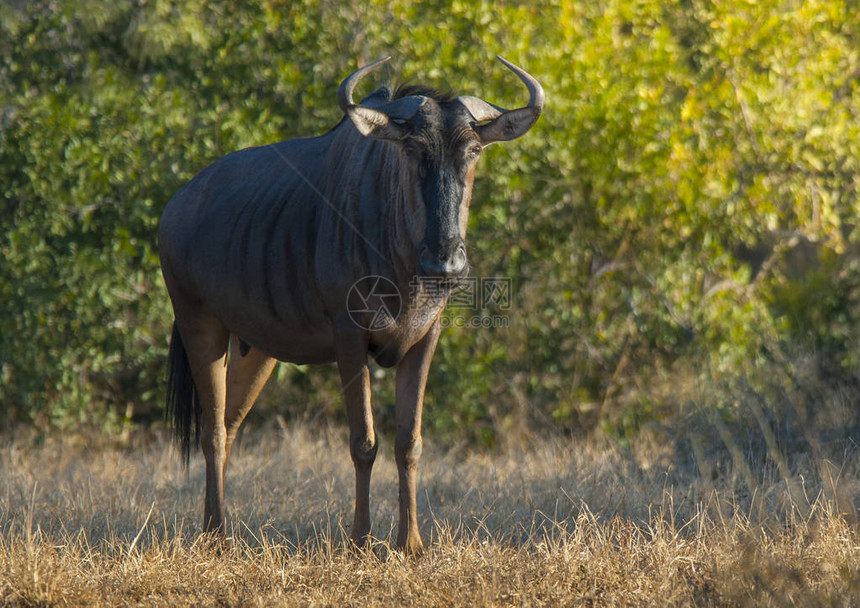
[{"xmin": 338, "ymin": 56, "xmax": 544, "ymax": 278}]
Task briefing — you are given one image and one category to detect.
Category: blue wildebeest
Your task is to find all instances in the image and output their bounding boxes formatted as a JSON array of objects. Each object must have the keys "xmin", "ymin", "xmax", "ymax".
[{"xmin": 158, "ymin": 56, "xmax": 543, "ymax": 554}]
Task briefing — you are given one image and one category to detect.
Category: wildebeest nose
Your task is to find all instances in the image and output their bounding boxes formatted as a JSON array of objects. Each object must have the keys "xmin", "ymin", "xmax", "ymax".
[{"xmin": 419, "ymin": 242, "xmax": 468, "ymax": 277}]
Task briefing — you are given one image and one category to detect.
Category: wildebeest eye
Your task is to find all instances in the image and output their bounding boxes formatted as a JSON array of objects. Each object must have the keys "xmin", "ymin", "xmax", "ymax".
[{"xmin": 467, "ymin": 144, "xmax": 482, "ymax": 160}]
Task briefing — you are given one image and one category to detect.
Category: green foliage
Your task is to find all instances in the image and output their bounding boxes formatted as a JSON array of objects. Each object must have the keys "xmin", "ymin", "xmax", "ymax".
[{"xmin": 2, "ymin": 0, "xmax": 858, "ymax": 443}]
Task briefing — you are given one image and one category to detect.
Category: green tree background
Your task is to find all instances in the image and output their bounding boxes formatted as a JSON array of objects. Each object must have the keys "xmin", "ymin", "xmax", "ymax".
[{"xmin": 2, "ymin": 0, "xmax": 858, "ymax": 450}]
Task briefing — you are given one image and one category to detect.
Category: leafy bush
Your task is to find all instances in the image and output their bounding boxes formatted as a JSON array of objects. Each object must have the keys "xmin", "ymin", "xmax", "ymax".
[{"xmin": 2, "ymin": 0, "xmax": 858, "ymax": 446}]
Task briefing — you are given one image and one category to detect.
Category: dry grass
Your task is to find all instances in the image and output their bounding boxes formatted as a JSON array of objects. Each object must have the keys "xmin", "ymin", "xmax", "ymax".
[{"xmin": 1, "ymin": 425, "xmax": 859, "ymax": 607}]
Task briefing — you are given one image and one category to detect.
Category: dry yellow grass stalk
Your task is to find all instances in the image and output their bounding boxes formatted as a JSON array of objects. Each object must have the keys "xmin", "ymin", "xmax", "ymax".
[{"xmin": 1, "ymin": 426, "xmax": 858, "ymax": 606}]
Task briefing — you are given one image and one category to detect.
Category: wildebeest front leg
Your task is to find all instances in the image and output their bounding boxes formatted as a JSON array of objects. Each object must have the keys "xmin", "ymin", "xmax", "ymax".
[
  {"xmin": 394, "ymin": 319, "xmax": 441, "ymax": 556},
  {"xmin": 334, "ymin": 322, "xmax": 376, "ymax": 548}
]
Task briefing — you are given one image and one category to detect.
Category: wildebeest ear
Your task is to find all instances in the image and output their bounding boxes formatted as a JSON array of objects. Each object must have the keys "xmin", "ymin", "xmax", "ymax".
[
  {"xmin": 474, "ymin": 106, "xmax": 541, "ymax": 145},
  {"xmin": 347, "ymin": 105, "xmax": 407, "ymax": 140}
]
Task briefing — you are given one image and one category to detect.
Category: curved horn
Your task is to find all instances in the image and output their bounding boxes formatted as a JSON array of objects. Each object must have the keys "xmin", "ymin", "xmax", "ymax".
[
  {"xmin": 459, "ymin": 56, "xmax": 545, "ymax": 144},
  {"xmin": 338, "ymin": 56, "xmax": 391, "ymax": 113},
  {"xmin": 496, "ymin": 55, "xmax": 545, "ymax": 111}
]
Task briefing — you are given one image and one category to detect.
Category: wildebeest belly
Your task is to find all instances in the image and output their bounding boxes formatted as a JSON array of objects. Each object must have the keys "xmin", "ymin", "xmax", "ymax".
[
  {"xmin": 234, "ymin": 320, "xmax": 336, "ymax": 364},
  {"xmin": 191, "ymin": 270, "xmax": 336, "ymax": 365}
]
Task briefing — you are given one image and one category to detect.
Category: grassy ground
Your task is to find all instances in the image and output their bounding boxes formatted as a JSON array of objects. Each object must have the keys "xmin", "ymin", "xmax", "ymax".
[{"xmin": 1, "ymin": 424, "xmax": 859, "ymax": 606}]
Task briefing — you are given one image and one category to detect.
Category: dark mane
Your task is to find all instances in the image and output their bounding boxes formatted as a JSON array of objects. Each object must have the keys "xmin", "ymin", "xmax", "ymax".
[{"xmin": 393, "ymin": 83, "xmax": 456, "ymax": 103}]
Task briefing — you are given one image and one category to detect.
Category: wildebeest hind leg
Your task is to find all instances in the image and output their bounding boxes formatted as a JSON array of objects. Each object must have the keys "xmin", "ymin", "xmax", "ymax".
[
  {"xmin": 223, "ymin": 334, "xmax": 277, "ymax": 475},
  {"xmin": 174, "ymin": 312, "xmax": 230, "ymax": 534}
]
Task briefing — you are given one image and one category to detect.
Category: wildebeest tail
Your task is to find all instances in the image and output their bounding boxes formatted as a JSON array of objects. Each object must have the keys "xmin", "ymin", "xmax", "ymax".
[{"xmin": 166, "ymin": 323, "xmax": 200, "ymax": 467}]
